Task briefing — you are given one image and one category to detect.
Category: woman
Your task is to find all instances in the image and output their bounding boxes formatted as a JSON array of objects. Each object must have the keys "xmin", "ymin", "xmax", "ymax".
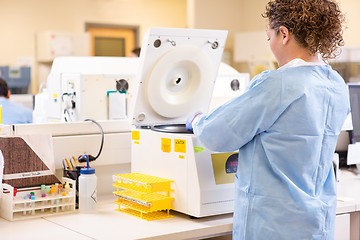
[{"xmin": 187, "ymin": 0, "xmax": 349, "ymax": 239}]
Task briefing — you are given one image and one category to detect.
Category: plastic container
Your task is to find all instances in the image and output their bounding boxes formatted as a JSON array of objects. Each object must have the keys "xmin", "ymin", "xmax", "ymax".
[
  {"xmin": 32, "ymin": 89, "xmax": 50, "ymax": 123},
  {"xmin": 78, "ymin": 155, "xmax": 97, "ymax": 212},
  {"xmin": 64, "ymin": 166, "xmax": 81, "ymax": 209}
]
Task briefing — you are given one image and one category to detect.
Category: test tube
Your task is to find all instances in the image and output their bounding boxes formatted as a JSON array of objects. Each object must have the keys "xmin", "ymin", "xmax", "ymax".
[
  {"xmin": 23, "ymin": 196, "xmax": 27, "ymax": 215},
  {"xmin": 65, "ymin": 182, "xmax": 71, "ymax": 210},
  {"xmin": 58, "ymin": 184, "xmax": 62, "ymax": 195},
  {"xmin": 13, "ymin": 188, "xmax": 18, "ymax": 208},
  {"xmin": 45, "ymin": 186, "xmax": 51, "ymax": 205},
  {"xmin": 65, "ymin": 182, "xmax": 70, "ymax": 193},
  {"xmin": 56, "ymin": 199, "xmax": 60, "ymax": 213},
  {"xmin": 27, "ymin": 194, "xmax": 32, "ymax": 214},
  {"xmin": 50, "ymin": 185, "xmax": 56, "ymax": 212},
  {"xmin": 41, "ymin": 193, "xmax": 46, "ymax": 212},
  {"xmin": 31, "ymin": 195, "xmax": 36, "ymax": 215},
  {"xmin": 62, "ymin": 192, "xmax": 66, "ymax": 211}
]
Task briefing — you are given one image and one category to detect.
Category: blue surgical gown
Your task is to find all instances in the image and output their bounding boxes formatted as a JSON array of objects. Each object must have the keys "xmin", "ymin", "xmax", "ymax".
[
  {"xmin": 0, "ymin": 97, "xmax": 33, "ymax": 124},
  {"xmin": 193, "ymin": 63, "xmax": 350, "ymax": 240}
]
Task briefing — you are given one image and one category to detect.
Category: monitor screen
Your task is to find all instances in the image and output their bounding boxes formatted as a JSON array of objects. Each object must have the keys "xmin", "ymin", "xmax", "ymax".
[{"xmin": 348, "ymin": 84, "xmax": 360, "ymax": 142}]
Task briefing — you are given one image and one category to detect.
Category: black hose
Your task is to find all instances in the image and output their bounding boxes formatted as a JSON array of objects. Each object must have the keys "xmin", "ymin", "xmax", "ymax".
[{"xmin": 84, "ymin": 118, "xmax": 104, "ymax": 160}]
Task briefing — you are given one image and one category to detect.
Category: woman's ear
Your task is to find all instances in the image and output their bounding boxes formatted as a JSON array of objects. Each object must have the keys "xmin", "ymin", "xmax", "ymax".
[{"xmin": 279, "ymin": 26, "xmax": 290, "ymax": 45}]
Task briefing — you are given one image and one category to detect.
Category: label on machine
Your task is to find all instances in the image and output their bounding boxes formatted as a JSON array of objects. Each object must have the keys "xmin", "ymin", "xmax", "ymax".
[{"xmin": 211, "ymin": 152, "xmax": 238, "ymax": 185}]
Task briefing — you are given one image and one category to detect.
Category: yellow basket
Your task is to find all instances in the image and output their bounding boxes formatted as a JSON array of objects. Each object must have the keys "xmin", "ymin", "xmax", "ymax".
[
  {"xmin": 113, "ymin": 173, "xmax": 173, "ymax": 194},
  {"xmin": 112, "ymin": 173, "xmax": 174, "ymax": 221},
  {"xmin": 113, "ymin": 189, "xmax": 174, "ymax": 212},
  {"xmin": 116, "ymin": 207, "xmax": 173, "ymax": 221}
]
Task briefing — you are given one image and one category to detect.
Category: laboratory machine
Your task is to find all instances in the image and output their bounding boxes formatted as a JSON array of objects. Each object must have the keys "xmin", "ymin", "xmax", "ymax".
[
  {"xmin": 210, "ymin": 62, "xmax": 249, "ymax": 111},
  {"xmin": 33, "ymin": 55, "xmax": 248, "ymax": 124},
  {"xmin": 130, "ymin": 27, "xmax": 239, "ymax": 217},
  {"xmin": 33, "ymin": 57, "xmax": 139, "ymax": 123}
]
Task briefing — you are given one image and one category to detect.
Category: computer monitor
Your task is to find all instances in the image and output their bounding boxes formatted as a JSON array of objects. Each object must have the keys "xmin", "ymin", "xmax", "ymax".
[
  {"xmin": 0, "ymin": 66, "xmax": 31, "ymax": 94},
  {"xmin": 348, "ymin": 84, "xmax": 360, "ymax": 143},
  {"xmin": 347, "ymin": 83, "xmax": 360, "ymax": 168}
]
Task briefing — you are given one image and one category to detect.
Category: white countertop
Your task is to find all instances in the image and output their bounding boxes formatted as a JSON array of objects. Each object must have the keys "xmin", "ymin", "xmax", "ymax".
[
  {"xmin": 0, "ymin": 194, "xmax": 233, "ymax": 240},
  {"xmin": 42, "ymin": 197, "xmax": 233, "ymax": 240},
  {"xmin": 338, "ymin": 169, "xmax": 360, "ymax": 212},
  {"xmin": 1, "ymin": 169, "xmax": 359, "ymax": 240}
]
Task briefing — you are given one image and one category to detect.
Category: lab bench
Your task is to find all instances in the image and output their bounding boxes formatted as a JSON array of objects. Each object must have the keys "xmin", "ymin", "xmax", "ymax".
[
  {"xmin": 0, "ymin": 169, "xmax": 359, "ymax": 240},
  {"xmin": 0, "ymin": 194, "xmax": 233, "ymax": 240}
]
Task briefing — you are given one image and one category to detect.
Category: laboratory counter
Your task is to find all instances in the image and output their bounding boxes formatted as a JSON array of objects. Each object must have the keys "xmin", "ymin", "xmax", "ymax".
[
  {"xmin": 0, "ymin": 194, "xmax": 233, "ymax": 240},
  {"xmin": 0, "ymin": 169, "xmax": 360, "ymax": 240}
]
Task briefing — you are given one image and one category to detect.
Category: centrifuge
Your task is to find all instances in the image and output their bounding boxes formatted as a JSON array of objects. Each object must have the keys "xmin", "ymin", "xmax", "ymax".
[{"xmin": 130, "ymin": 27, "xmax": 238, "ymax": 217}]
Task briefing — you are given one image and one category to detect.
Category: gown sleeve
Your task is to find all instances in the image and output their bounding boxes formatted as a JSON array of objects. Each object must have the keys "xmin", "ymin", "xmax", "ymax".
[{"xmin": 193, "ymin": 70, "xmax": 286, "ymax": 152}]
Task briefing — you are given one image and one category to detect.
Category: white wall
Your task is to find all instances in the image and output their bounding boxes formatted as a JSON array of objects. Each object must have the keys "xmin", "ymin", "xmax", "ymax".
[
  {"xmin": 339, "ymin": 0, "xmax": 360, "ymax": 47},
  {"xmin": 187, "ymin": 0, "xmax": 360, "ymax": 60},
  {"xmin": 187, "ymin": 0, "xmax": 243, "ymax": 48},
  {"xmin": 1, "ymin": 0, "xmax": 359, "ymax": 93},
  {"xmin": 234, "ymin": 0, "xmax": 360, "ymax": 48}
]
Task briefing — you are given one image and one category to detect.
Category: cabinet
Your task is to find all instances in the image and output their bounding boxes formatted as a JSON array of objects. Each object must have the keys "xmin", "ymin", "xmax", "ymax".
[
  {"xmin": 335, "ymin": 213, "xmax": 350, "ymax": 240},
  {"xmin": 36, "ymin": 31, "xmax": 90, "ymax": 62}
]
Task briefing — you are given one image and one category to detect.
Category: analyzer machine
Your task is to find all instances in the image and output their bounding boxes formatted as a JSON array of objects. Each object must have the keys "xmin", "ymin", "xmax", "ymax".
[{"xmin": 130, "ymin": 27, "xmax": 239, "ymax": 217}]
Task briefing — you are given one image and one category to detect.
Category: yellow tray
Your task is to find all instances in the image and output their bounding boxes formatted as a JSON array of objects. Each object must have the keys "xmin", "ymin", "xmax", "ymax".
[
  {"xmin": 113, "ymin": 173, "xmax": 173, "ymax": 194},
  {"xmin": 113, "ymin": 173, "xmax": 174, "ymax": 221},
  {"xmin": 114, "ymin": 197, "xmax": 174, "ymax": 213},
  {"xmin": 115, "ymin": 207, "xmax": 173, "ymax": 221},
  {"xmin": 113, "ymin": 190, "xmax": 173, "ymax": 211}
]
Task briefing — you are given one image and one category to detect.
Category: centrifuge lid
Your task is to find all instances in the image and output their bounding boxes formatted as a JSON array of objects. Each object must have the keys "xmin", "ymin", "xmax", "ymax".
[{"xmin": 130, "ymin": 27, "xmax": 228, "ymax": 127}]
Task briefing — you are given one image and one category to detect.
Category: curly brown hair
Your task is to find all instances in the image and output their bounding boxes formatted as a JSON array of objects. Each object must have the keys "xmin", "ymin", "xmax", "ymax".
[{"xmin": 263, "ymin": 0, "xmax": 345, "ymax": 60}]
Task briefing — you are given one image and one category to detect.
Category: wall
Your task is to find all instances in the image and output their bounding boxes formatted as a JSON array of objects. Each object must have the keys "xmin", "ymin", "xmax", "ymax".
[
  {"xmin": 234, "ymin": 0, "xmax": 360, "ymax": 48},
  {"xmin": 187, "ymin": 0, "xmax": 243, "ymax": 50},
  {"xmin": 339, "ymin": 0, "xmax": 360, "ymax": 47},
  {"xmin": 188, "ymin": 0, "xmax": 360, "ymax": 68},
  {"xmin": 1, "ymin": 0, "xmax": 359, "ymax": 93},
  {"xmin": 0, "ymin": 0, "xmax": 187, "ymax": 93},
  {"xmin": 187, "ymin": 0, "xmax": 268, "ymax": 63},
  {"xmin": 186, "ymin": 0, "xmax": 267, "ymax": 74}
]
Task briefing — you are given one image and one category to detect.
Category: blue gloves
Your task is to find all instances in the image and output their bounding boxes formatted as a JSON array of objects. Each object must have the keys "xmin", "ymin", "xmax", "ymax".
[{"xmin": 186, "ymin": 112, "xmax": 202, "ymax": 131}]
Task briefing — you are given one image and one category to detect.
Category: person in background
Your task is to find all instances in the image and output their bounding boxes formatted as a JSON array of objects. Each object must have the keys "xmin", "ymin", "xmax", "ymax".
[
  {"xmin": 130, "ymin": 47, "xmax": 141, "ymax": 57},
  {"xmin": 187, "ymin": 0, "xmax": 349, "ymax": 239},
  {"xmin": 0, "ymin": 78, "xmax": 32, "ymax": 124}
]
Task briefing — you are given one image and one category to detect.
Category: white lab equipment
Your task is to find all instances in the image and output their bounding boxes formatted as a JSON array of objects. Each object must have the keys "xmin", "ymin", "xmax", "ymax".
[
  {"xmin": 33, "ymin": 55, "xmax": 247, "ymax": 123},
  {"xmin": 108, "ymin": 91, "xmax": 127, "ymax": 120},
  {"xmin": 33, "ymin": 88, "xmax": 50, "ymax": 123},
  {"xmin": 130, "ymin": 27, "xmax": 237, "ymax": 218},
  {"xmin": 209, "ymin": 63, "xmax": 249, "ymax": 111},
  {"xmin": 33, "ymin": 57, "xmax": 138, "ymax": 123}
]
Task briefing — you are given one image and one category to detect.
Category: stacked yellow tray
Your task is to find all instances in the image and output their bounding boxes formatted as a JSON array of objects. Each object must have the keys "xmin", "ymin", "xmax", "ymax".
[{"xmin": 113, "ymin": 173, "xmax": 174, "ymax": 221}]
